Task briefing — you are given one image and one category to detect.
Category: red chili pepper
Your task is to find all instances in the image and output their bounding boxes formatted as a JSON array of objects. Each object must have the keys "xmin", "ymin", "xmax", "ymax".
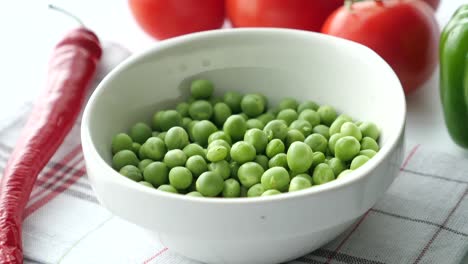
[{"xmin": 0, "ymin": 6, "xmax": 102, "ymax": 263}]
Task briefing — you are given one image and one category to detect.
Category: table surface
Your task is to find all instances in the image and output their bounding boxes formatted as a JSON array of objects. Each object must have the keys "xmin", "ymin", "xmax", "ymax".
[{"xmin": 1, "ymin": 0, "xmax": 467, "ymax": 157}]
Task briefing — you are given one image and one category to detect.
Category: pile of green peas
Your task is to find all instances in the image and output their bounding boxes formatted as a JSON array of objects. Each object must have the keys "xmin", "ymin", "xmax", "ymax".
[{"xmin": 111, "ymin": 79, "xmax": 380, "ymax": 198}]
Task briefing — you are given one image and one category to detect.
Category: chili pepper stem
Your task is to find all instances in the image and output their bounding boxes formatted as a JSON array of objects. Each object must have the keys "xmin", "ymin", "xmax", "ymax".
[{"xmin": 48, "ymin": 4, "xmax": 85, "ymax": 27}]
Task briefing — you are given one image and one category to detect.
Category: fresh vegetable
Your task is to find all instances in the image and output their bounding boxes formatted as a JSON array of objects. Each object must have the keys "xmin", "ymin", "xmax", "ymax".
[
  {"xmin": 128, "ymin": 0, "xmax": 225, "ymax": 40},
  {"xmin": 322, "ymin": 0, "xmax": 439, "ymax": 95},
  {"xmin": 0, "ymin": 5, "xmax": 102, "ymax": 263},
  {"xmin": 439, "ymin": 4, "xmax": 468, "ymax": 149},
  {"xmin": 226, "ymin": 0, "xmax": 342, "ymax": 32}
]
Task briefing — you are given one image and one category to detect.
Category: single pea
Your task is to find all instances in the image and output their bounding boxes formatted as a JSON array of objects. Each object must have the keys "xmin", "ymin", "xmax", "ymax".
[
  {"xmin": 213, "ymin": 102, "xmax": 232, "ymax": 127},
  {"xmin": 230, "ymin": 161, "xmax": 240, "ymax": 181},
  {"xmin": 130, "ymin": 122, "xmax": 152, "ymax": 144},
  {"xmin": 297, "ymin": 101, "xmax": 319, "ymax": 113},
  {"xmin": 350, "ymin": 155, "xmax": 370, "ymax": 170},
  {"xmin": 266, "ymin": 139, "xmax": 285, "ymax": 158},
  {"xmin": 208, "ymin": 131, "xmax": 232, "ymax": 145},
  {"xmin": 337, "ymin": 169, "xmax": 353, "ymax": 179},
  {"xmin": 139, "ymin": 137, "xmax": 167, "ymax": 161},
  {"xmin": 186, "ymin": 191, "xmax": 203, "ymax": 197},
  {"xmin": 208, "ymin": 160, "xmax": 231, "ymax": 180},
  {"xmin": 290, "ymin": 120, "xmax": 312, "ymax": 137},
  {"xmin": 261, "ymin": 167, "xmax": 290, "ymax": 191},
  {"xmin": 209, "ymin": 139, "xmax": 231, "ymax": 152},
  {"xmin": 313, "ymin": 125, "xmax": 330, "ymax": 139},
  {"xmin": 119, "ymin": 165, "xmax": 143, "ymax": 182},
  {"xmin": 239, "ymin": 113, "xmax": 249, "ymax": 121},
  {"xmin": 163, "ymin": 149, "xmax": 187, "ymax": 168},
  {"xmin": 113, "ymin": 150, "xmax": 139, "ymax": 170},
  {"xmin": 246, "ymin": 119, "xmax": 265, "ymax": 130},
  {"xmin": 222, "ymin": 179, "xmax": 241, "ymax": 198},
  {"xmin": 286, "ymin": 129, "xmax": 305, "ymax": 148},
  {"xmin": 247, "ymin": 183, "xmax": 265, "ymax": 197},
  {"xmin": 341, "ymin": 122, "xmax": 362, "ymax": 141},
  {"xmin": 189, "ymin": 100, "xmax": 213, "ymax": 120},
  {"xmin": 359, "ymin": 122, "xmax": 380, "ymax": 141},
  {"xmin": 183, "ymin": 143, "xmax": 206, "ymax": 159},
  {"xmin": 317, "ymin": 105, "xmax": 337, "ymax": 126},
  {"xmin": 263, "ymin": 120, "xmax": 288, "ymax": 141},
  {"xmin": 328, "ymin": 133, "xmax": 345, "ymax": 154},
  {"xmin": 138, "ymin": 159, "xmax": 154, "ymax": 171},
  {"xmin": 244, "ymin": 128, "xmax": 268, "ymax": 154},
  {"xmin": 279, "ymin": 98, "xmax": 299, "ymax": 111},
  {"xmin": 187, "ymin": 120, "xmax": 198, "ymax": 139},
  {"xmin": 112, "ymin": 133, "xmax": 133, "ymax": 154},
  {"xmin": 190, "ymin": 79, "xmax": 214, "ymax": 99},
  {"xmin": 139, "ymin": 181, "xmax": 154, "ymax": 188},
  {"xmin": 329, "ymin": 115, "xmax": 353, "ymax": 136},
  {"xmin": 143, "ymin": 161, "xmax": 169, "ymax": 186},
  {"xmin": 277, "ymin": 109, "xmax": 298, "ymax": 126},
  {"xmin": 185, "ymin": 155, "xmax": 208, "ymax": 177},
  {"xmin": 169, "ymin": 166, "xmax": 193, "ymax": 190},
  {"xmin": 182, "ymin": 117, "xmax": 192, "ymax": 131},
  {"xmin": 255, "ymin": 155, "xmax": 269, "ymax": 171},
  {"xmin": 335, "ymin": 136, "xmax": 360, "ymax": 162},
  {"xmin": 223, "ymin": 91, "xmax": 243, "ymax": 113},
  {"xmin": 176, "ymin": 102, "xmax": 190, "ymax": 117},
  {"xmin": 223, "ymin": 115, "xmax": 247, "ymax": 141},
  {"xmin": 311, "ymin": 151, "xmax": 326, "ymax": 168},
  {"xmin": 152, "ymin": 111, "xmax": 164, "ymax": 131},
  {"xmin": 257, "ymin": 112, "xmax": 275, "ymax": 126},
  {"xmin": 196, "ymin": 171, "xmax": 224, "ymax": 197},
  {"xmin": 359, "ymin": 149, "xmax": 377, "ymax": 158},
  {"xmin": 230, "ymin": 141, "xmax": 256, "ymax": 164},
  {"xmin": 327, "ymin": 157, "xmax": 346, "ymax": 176},
  {"xmin": 131, "ymin": 142, "xmax": 141, "ymax": 154},
  {"xmin": 157, "ymin": 184, "xmax": 178, "ymax": 194},
  {"xmin": 255, "ymin": 93, "xmax": 268, "ymax": 108},
  {"xmin": 159, "ymin": 110, "xmax": 183, "ymax": 131},
  {"xmin": 237, "ymin": 162, "xmax": 264, "ymax": 188},
  {"xmin": 287, "ymin": 142, "xmax": 313, "ymax": 173},
  {"xmin": 241, "ymin": 94, "xmax": 265, "ymax": 117},
  {"xmin": 298, "ymin": 109, "xmax": 321, "ymax": 128},
  {"xmin": 312, "ymin": 163, "xmax": 335, "ymax": 185},
  {"xmin": 164, "ymin": 126, "xmax": 189, "ymax": 150},
  {"xmin": 304, "ymin": 133, "xmax": 328, "ymax": 153},
  {"xmin": 268, "ymin": 153, "xmax": 288, "ymax": 170},
  {"xmin": 289, "ymin": 176, "xmax": 312, "ymax": 192},
  {"xmin": 192, "ymin": 120, "xmax": 218, "ymax": 147},
  {"xmin": 261, "ymin": 189, "xmax": 282, "ymax": 196},
  {"xmin": 206, "ymin": 145, "xmax": 228, "ymax": 162},
  {"xmin": 157, "ymin": 132, "xmax": 167, "ymax": 141},
  {"xmin": 294, "ymin": 173, "xmax": 313, "ymax": 185},
  {"xmin": 361, "ymin": 137, "xmax": 380, "ymax": 151}
]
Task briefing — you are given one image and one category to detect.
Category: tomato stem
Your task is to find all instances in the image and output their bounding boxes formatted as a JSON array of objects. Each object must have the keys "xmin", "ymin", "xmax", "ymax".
[{"xmin": 48, "ymin": 4, "xmax": 85, "ymax": 27}]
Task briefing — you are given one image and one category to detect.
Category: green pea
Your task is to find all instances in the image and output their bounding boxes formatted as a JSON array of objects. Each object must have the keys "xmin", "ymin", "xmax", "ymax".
[
  {"xmin": 206, "ymin": 145, "xmax": 228, "ymax": 162},
  {"xmin": 290, "ymin": 120, "xmax": 312, "ymax": 137},
  {"xmin": 130, "ymin": 122, "xmax": 152, "ymax": 144},
  {"xmin": 169, "ymin": 167, "xmax": 193, "ymax": 190},
  {"xmin": 312, "ymin": 163, "xmax": 335, "ymax": 185},
  {"xmin": 261, "ymin": 167, "xmax": 290, "ymax": 191},
  {"xmin": 294, "ymin": 173, "xmax": 313, "ymax": 185},
  {"xmin": 189, "ymin": 100, "xmax": 213, "ymax": 120},
  {"xmin": 159, "ymin": 110, "xmax": 183, "ymax": 131},
  {"xmin": 152, "ymin": 111, "xmax": 164, "ymax": 131},
  {"xmin": 241, "ymin": 94, "xmax": 265, "ymax": 117},
  {"xmin": 304, "ymin": 133, "xmax": 328, "ymax": 153},
  {"xmin": 313, "ymin": 125, "xmax": 330, "ymax": 139},
  {"xmin": 208, "ymin": 160, "xmax": 231, "ymax": 180},
  {"xmin": 190, "ymin": 79, "xmax": 214, "ymax": 99},
  {"xmin": 266, "ymin": 139, "xmax": 285, "ymax": 158},
  {"xmin": 286, "ymin": 129, "xmax": 305, "ymax": 148},
  {"xmin": 244, "ymin": 128, "xmax": 268, "ymax": 154},
  {"xmin": 196, "ymin": 171, "xmax": 224, "ymax": 197},
  {"xmin": 138, "ymin": 159, "xmax": 154, "ymax": 171},
  {"xmin": 223, "ymin": 91, "xmax": 243, "ymax": 113},
  {"xmin": 287, "ymin": 142, "xmax": 313, "ymax": 173},
  {"xmin": 257, "ymin": 113, "xmax": 275, "ymax": 126},
  {"xmin": 268, "ymin": 153, "xmax": 288, "ymax": 170},
  {"xmin": 183, "ymin": 143, "xmax": 206, "ymax": 159},
  {"xmin": 164, "ymin": 127, "xmax": 189, "ymax": 150},
  {"xmin": 277, "ymin": 109, "xmax": 298, "ymax": 126},
  {"xmin": 143, "ymin": 161, "xmax": 169, "ymax": 186},
  {"xmin": 112, "ymin": 133, "xmax": 133, "ymax": 154},
  {"xmin": 113, "ymin": 150, "xmax": 139, "ymax": 170},
  {"xmin": 209, "ymin": 139, "xmax": 231, "ymax": 153},
  {"xmin": 139, "ymin": 137, "xmax": 166, "ymax": 161},
  {"xmin": 361, "ymin": 137, "xmax": 379, "ymax": 151},
  {"xmin": 246, "ymin": 119, "xmax": 265, "ymax": 129},
  {"xmin": 298, "ymin": 109, "xmax": 321, "ymax": 128},
  {"xmin": 230, "ymin": 141, "xmax": 256, "ymax": 164},
  {"xmin": 230, "ymin": 161, "xmax": 240, "ymax": 181},
  {"xmin": 261, "ymin": 189, "xmax": 281, "ymax": 196},
  {"xmin": 119, "ymin": 165, "xmax": 143, "ymax": 182},
  {"xmin": 237, "ymin": 162, "xmax": 264, "ymax": 188},
  {"xmin": 317, "ymin": 105, "xmax": 337, "ymax": 126},
  {"xmin": 329, "ymin": 115, "xmax": 353, "ymax": 136},
  {"xmin": 327, "ymin": 157, "xmax": 346, "ymax": 176},
  {"xmin": 340, "ymin": 122, "xmax": 362, "ymax": 141},
  {"xmin": 187, "ymin": 120, "xmax": 198, "ymax": 139},
  {"xmin": 359, "ymin": 149, "xmax": 377, "ymax": 158},
  {"xmin": 335, "ymin": 136, "xmax": 360, "ymax": 162},
  {"xmin": 131, "ymin": 142, "xmax": 141, "ymax": 154},
  {"xmin": 297, "ymin": 101, "xmax": 319, "ymax": 113},
  {"xmin": 139, "ymin": 181, "xmax": 154, "ymax": 188},
  {"xmin": 359, "ymin": 122, "xmax": 380, "ymax": 141},
  {"xmin": 350, "ymin": 155, "xmax": 370, "ymax": 170},
  {"xmin": 263, "ymin": 120, "xmax": 288, "ymax": 141},
  {"xmin": 247, "ymin": 183, "xmax": 265, "ymax": 197},
  {"xmin": 208, "ymin": 131, "xmax": 232, "ymax": 145},
  {"xmin": 158, "ymin": 184, "xmax": 178, "ymax": 194},
  {"xmin": 311, "ymin": 151, "xmax": 326, "ymax": 168},
  {"xmin": 182, "ymin": 117, "xmax": 192, "ymax": 131},
  {"xmin": 157, "ymin": 132, "xmax": 167, "ymax": 141},
  {"xmin": 163, "ymin": 149, "xmax": 187, "ymax": 168},
  {"xmin": 186, "ymin": 191, "xmax": 203, "ymax": 197},
  {"xmin": 222, "ymin": 179, "xmax": 241, "ymax": 198},
  {"xmin": 176, "ymin": 102, "xmax": 190, "ymax": 117},
  {"xmin": 289, "ymin": 176, "xmax": 312, "ymax": 192},
  {"xmin": 255, "ymin": 155, "xmax": 269, "ymax": 171},
  {"xmin": 223, "ymin": 115, "xmax": 247, "ymax": 141},
  {"xmin": 279, "ymin": 98, "xmax": 299, "ymax": 110},
  {"xmin": 328, "ymin": 133, "xmax": 345, "ymax": 154},
  {"xmin": 185, "ymin": 155, "xmax": 208, "ymax": 177},
  {"xmin": 337, "ymin": 169, "xmax": 353, "ymax": 179},
  {"xmin": 213, "ymin": 102, "xmax": 232, "ymax": 127},
  {"xmin": 239, "ymin": 113, "xmax": 249, "ymax": 121},
  {"xmin": 191, "ymin": 120, "xmax": 217, "ymax": 147}
]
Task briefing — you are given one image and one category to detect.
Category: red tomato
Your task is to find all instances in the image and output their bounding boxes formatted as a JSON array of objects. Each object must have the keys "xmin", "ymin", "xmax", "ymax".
[
  {"xmin": 322, "ymin": 0, "xmax": 439, "ymax": 95},
  {"xmin": 128, "ymin": 0, "xmax": 225, "ymax": 40},
  {"xmin": 226, "ymin": 0, "xmax": 343, "ymax": 32}
]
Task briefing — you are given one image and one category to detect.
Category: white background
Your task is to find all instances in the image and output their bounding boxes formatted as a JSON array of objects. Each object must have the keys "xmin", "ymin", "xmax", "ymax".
[{"xmin": 0, "ymin": 0, "xmax": 467, "ymax": 157}]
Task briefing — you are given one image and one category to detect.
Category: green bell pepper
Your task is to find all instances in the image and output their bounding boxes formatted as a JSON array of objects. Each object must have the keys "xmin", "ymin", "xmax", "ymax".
[{"xmin": 440, "ymin": 4, "xmax": 468, "ymax": 149}]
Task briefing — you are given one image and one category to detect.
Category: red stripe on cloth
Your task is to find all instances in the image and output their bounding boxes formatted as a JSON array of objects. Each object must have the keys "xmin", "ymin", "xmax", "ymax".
[
  {"xmin": 412, "ymin": 187, "xmax": 468, "ymax": 264},
  {"xmin": 326, "ymin": 144, "xmax": 421, "ymax": 263},
  {"xmin": 143, "ymin": 247, "xmax": 168, "ymax": 264}
]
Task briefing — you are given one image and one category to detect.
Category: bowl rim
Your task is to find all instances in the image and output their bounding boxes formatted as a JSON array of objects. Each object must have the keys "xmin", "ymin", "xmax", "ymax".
[{"xmin": 81, "ymin": 27, "xmax": 406, "ymax": 205}]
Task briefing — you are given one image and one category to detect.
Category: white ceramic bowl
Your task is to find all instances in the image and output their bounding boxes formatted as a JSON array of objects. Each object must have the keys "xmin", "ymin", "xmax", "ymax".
[{"xmin": 81, "ymin": 28, "xmax": 406, "ymax": 264}]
